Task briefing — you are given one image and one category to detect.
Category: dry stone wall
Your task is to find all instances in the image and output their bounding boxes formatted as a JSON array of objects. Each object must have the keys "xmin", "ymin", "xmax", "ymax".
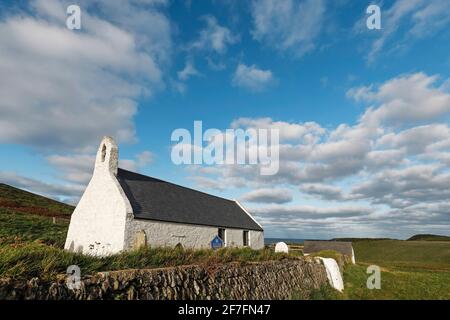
[{"xmin": 0, "ymin": 259, "xmax": 329, "ymax": 300}]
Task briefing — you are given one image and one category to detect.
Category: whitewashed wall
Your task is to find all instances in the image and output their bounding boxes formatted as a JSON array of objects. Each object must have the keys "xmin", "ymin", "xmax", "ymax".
[{"xmin": 64, "ymin": 137, "xmax": 132, "ymax": 256}]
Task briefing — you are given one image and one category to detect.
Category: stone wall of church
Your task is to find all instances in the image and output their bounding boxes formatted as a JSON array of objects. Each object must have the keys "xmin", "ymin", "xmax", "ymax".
[
  {"xmin": 124, "ymin": 219, "xmax": 264, "ymax": 251},
  {"xmin": 0, "ymin": 259, "xmax": 329, "ymax": 300}
]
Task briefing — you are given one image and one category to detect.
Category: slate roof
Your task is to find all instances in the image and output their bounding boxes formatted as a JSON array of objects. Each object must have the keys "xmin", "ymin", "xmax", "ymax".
[
  {"xmin": 303, "ymin": 240, "xmax": 354, "ymax": 256},
  {"xmin": 116, "ymin": 168, "xmax": 263, "ymax": 231}
]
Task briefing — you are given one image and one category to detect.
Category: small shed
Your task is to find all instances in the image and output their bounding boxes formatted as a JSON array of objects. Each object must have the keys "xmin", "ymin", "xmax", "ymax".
[{"xmin": 303, "ymin": 240, "xmax": 355, "ymax": 264}]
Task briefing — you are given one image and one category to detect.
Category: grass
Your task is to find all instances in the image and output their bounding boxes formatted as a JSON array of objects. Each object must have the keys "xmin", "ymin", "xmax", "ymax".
[
  {"xmin": 352, "ymin": 240, "xmax": 450, "ymax": 271},
  {"xmin": 309, "ymin": 250, "xmax": 342, "ymax": 261},
  {"xmin": 310, "ymin": 240, "xmax": 450, "ymax": 300},
  {"xmin": 0, "ymin": 243, "xmax": 297, "ymax": 280},
  {"xmin": 0, "ymin": 184, "xmax": 72, "ymax": 246},
  {"xmin": 341, "ymin": 263, "xmax": 450, "ymax": 300},
  {"xmin": 0, "ymin": 209, "xmax": 68, "ymax": 247}
]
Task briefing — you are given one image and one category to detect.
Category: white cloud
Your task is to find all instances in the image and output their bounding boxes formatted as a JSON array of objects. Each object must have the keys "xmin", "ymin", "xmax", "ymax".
[
  {"xmin": 365, "ymin": 149, "xmax": 407, "ymax": 170},
  {"xmin": 350, "ymin": 163, "xmax": 450, "ymax": 208},
  {"xmin": 351, "ymin": 73, "xmax": 450, "ymax": 127},
  {"xmin": 377, "ymin": 124, "xmax": 450, "ymax": 155},
  {"xmin": 190, "ymin": 15, "xmax": 238, "ymax": 54},
  {"xmin": 410, "ymin": 0, "xmax": 450, "ymax": 37},
  {"xmin": 231, "ymin": 117, "xmax": 325, "ymax": 142},
  {"xmin": 252, "ymin": 204, "xmax": 372, "ymax": 219},
  {"xmin": 299, "ymin": 183, "xmax": 345, "ymax": 201},
  {"xmin": 240, "ymin": 188, "xmax": 293, "ymax": 204},
  {"xmin": 43, "ymin": 149, "xmax": 154, "ymax": 202},
  {"xmin": 251, "ymin": 0, "xmax": 325, "ymax": 56},
  {"xmin": 50, "ymin": 150, "xmax": 153, "ymax": 182},
  {"xmin": 177, "ymin": 60, "xmax": 201, "ymax": 81},
  {"xmin": 47, "ymin": 154, "xmax": 95, "ymax": 185},
  {"xmin": 0, "ymin": 171, "xmax": 83, "ymax": 202},
  {"xmin": 232, "ymin": 63, "xmax": 274, "ymax": 92},
  {"xmin": 368, "ymin": 0, "xmax": 423, "ymax": 62},
  {"xmin": 0, "ymin": 0, "xmax": 171, "ymax": 152},
  {"xmin": 120, "ymin": 151, "xmax": 154, "ymax": 172}
]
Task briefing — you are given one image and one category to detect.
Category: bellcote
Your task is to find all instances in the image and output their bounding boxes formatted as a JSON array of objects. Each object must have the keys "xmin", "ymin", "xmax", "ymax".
[{"xmin": 94, "ymin": 136, "xmax": 119, "ymax": 176}]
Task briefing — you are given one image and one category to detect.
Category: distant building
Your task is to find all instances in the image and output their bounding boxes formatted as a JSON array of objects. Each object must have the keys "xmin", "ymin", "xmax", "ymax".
[
  {"xmin": 303, "ymin": 240, "xmax": 355, "ymax": 264},
  {"xmin": 65, "ymin": 137, "xmax": 264, "ymax": 256}
]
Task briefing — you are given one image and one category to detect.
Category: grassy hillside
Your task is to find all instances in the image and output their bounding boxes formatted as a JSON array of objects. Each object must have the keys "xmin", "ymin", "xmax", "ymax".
[
  {"xmin": 0, "ymin": 183, "xmax": 73, "ymax": 218},
  {"xmin": 331, "ymin": 237, "xmax": 394, "ymax": 242},
  {"xmin": 0, "ymin": 209, "xmax": 69, "ymax": 246},
  {"xmin": 407, "ymin": 234, "xmax": 450, "ymax": 241},
  {"xmin": 0, "ymin": 183, "xmax": 73, "ymax": 246}
]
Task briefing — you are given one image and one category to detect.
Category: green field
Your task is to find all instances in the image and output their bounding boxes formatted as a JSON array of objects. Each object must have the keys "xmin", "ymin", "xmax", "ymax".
[
  {"xmin": 353, "ymin": 240, "xmax": 450, "ymax": 271},
  {"xmin": 330, "ymin": 240, "xmax": 450, "ymax": 300},
  {"xmin": 0, "ymin": 209, "xmax": 69, "ymax": 246},
  {"xmin": 0, "ymin": 183, "xmax": 72, "ymax": 246}
]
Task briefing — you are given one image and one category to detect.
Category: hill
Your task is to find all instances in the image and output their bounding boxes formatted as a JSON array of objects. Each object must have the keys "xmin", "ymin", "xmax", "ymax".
[
  {"xmin": 407, "ymin": 234, "xmax": 450, "ymax": 241},
  {"xmin": 0, "ymin": 183, "xmax": 73, "ymax": 218},
  {"xmin": 331, "ymin": 237, "xmax": 394, "ymax": 242},
  {"xmin": 0, "ymin": 183, "xmax": 74, "ymax": 246}
]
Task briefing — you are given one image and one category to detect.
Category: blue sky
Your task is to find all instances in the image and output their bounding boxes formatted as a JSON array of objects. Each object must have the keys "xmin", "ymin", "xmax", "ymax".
[{"xmin": 1, "ymin": 0, "xmax": 450, "ymax": 239}]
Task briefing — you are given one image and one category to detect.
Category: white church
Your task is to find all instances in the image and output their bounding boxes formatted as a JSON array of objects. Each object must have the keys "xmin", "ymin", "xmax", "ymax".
[{"xmin": 64, "ymin": 137, "xmax": 264, "ymax": 256}]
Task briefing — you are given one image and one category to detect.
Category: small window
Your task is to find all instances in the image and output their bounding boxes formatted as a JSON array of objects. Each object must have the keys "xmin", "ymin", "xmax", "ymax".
[
  {"xmin": 101, "ymin": 144, "xmax": 107, "ymax": 162},
  {"xmin": 243, "ymin": 230, "xmax": 249, "ymax": 246},
  {"xmin": 218, "ymin": 228, "xmax": 226, "ymax": 244}
]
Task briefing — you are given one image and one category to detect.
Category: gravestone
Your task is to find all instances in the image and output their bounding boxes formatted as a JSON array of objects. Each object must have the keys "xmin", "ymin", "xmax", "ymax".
[
  {"xmin": 133, "ymin": 230, "xmax": 147, "ymax": 249},
  {"xmin": 275, "ymin": 242, "xmax": 289, "ymax": 253}
]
